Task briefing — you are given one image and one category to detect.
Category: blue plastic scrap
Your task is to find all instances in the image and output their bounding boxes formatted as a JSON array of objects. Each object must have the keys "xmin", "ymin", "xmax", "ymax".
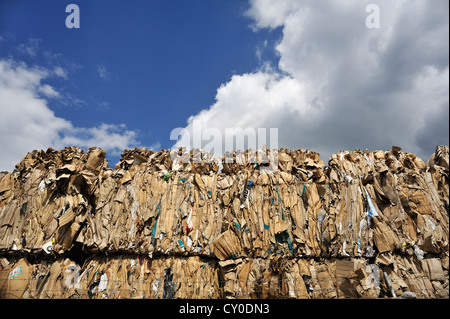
[{"xmin": 364, "ymin": 187, "xmax": 379, "ymax": 218}]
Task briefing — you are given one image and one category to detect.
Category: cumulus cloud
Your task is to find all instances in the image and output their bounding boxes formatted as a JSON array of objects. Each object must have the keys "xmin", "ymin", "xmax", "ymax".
[
  {"xmin": 245, "ymin": 0, "xmax": 301, "ymax": 30},
  {"xmin": 0, "ymin": 58, "xmax": 138, "ymax": 171},
  {"xmin": 173, "ymin": 71, "xmax": 309, "ymax": 151},
  {"xmin": 59, "ymin": 123, "xmax": 138, "ymax": 157},
  {"xmin": 172, "ymin": 0, "xmax": 449, "ymax": 162}
]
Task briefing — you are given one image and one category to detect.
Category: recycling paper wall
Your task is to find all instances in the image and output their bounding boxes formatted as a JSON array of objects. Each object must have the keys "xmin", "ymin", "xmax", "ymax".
[{"xmin": 0, "ymin": 145, "xmax": 448, "ymax": 298}]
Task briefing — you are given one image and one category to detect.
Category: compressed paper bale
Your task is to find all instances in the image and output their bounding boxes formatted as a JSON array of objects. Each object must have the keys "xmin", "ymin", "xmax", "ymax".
[
  {"xmin": 409, "ymin": 191, "xmax": 433, "ymax": 215},
  {"xmin": 334, "ymin": 259, "xmax": 359, "ymax": 298},
  {"xmin": 287, "ymin": 262, "xmax": 310, "ymax": 299},
  {"xmin": 421, "ymin": 258, "xmax": 446, "ymax": 282},
  {"xmin": 212, "ymin": 229, "xmax": 242, "ymax": 260},
  {"xmin": 374, "ymin": 150, "xmax": 386, "ymax": 160},
  {"xmin": 0, "ymin": 258, "xmax": 33, "ymax": 299},
  {"xmin": 0, "ymin": 173, "xmax": 13, "ymax": 201},
  {"xmin": 0, "ymin": 147, "xmax": 107, "ymax": 255},
  {"xmin": 314, "ymin": 264, "xmax": 337, "ymax": 298},
  {"xmin": 0, "ymin": 146, "xmax": 448, "ymax": 298},
  {"xmin": 237, "ymin": 259, "xmax": 253, "ymax": 291}
]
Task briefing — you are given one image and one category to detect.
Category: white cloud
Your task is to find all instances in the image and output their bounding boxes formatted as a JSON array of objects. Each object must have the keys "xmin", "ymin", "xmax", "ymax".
[
  {"xmin": 0, "ymin": 59, "xmax": 138, "ymax": 171},
  {"xmin": 173, "ymin": 71, "xmax": 310, "ymax": 154},
  {"xmin": 147, "ymin": 142, "xmax": 161, "ymax": 152},
  {"xmin": 173, "ymin": 0, "xmax": 449, "ymax": 162},
  {"xmin": 53, "ymin": 66, "xmax": 68, "ymax": 79},
  {"xmin": 245, "ymin": 0, "xmax": 300, "ymax": 30},
  {"xmin": 59, "ymin": 123, "xmax": 138, "ymax": 157},
  {"xmin": 96, "ymin": 64, "xmax": 112, "ymax": 80},
  {"xmin": 17, "ymin": 38, "xmax": 42, "ymax": 57},
  {"xmin": 38, "ymin": 84, "xmax": 59, "ymax": 98},
  {"xmin": 255, "ymin": 39, "xmax": 268, "ymax": 62}
]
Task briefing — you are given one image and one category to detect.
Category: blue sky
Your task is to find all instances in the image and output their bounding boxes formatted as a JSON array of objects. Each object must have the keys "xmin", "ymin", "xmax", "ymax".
[
  {"xmin": 0, "ymin": 0, "xmax": 448, "ymax": 171},
  {"xmin": 0, "ymin": 0, "xmax": 281, "ymax": 168}
]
